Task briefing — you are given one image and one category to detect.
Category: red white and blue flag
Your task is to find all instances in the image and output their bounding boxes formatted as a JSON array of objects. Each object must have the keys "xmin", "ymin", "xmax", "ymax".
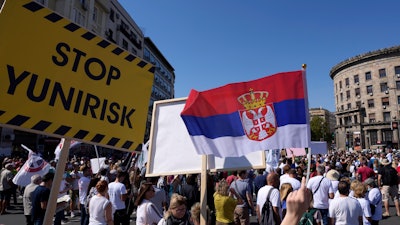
[
  {"xmin": 13, "ymin": 152, "xmax": 50, "ymax": 186},
  {"xmin": 54, "ymin": 138, "xmax": 81, "ymax": 161},
  {"xmin": 181, "ymin": 70, "xmax": 311, "ymax": 157}
]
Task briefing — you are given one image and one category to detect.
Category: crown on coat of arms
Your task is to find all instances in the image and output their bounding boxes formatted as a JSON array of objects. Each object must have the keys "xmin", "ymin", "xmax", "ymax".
[{"xmin": 237, "ymin": 89, "xmax": 268, "ymax": 110}]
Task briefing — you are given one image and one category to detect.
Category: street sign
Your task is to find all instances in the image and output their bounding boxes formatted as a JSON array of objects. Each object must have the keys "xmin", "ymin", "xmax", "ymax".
[{"xmin": 0, "ymin": 0, "xmax": 154, "ymax": 151}]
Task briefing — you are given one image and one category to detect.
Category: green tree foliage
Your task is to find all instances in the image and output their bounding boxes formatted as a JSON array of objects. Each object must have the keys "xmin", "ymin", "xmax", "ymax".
[{"xmin": 310, "ymin": 116, "xmax": 330, "ymax": 142}]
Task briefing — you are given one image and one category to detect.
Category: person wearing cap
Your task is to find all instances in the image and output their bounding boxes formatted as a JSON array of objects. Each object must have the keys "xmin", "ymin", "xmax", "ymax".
[
  {"xmin": 364, "ymin": 178, "xmax": 382, "ymax": 225},
  {"xmin": 23, "ymin": 174, "xmax": 42, "ymax": 225},
  {"xmin": 377, "ymin": 158, "xmax": 400, "ymax": 217},
  {"xmin": 0, "ymin": 162, "xmax": 14, "ymax": 215},
  {"xmin": 326, "ymin": 169, "xmax": 340, "ymax": 205},
  {"xmin": 31, "ymin": 172, "xmax": 55, "ymax": 225}
]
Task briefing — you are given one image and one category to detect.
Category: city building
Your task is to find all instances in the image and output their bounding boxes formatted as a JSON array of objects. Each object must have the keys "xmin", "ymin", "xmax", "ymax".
[
  {"xmin": 0, "ymin": 0, "xmax": 175, "ymax": 157},
  {"xmin": 144, "ymin": 37, "xmax": 175, "ymax": 140},
  {"xmin": 330, "ymin": 45, "xmax": 400, "ymax": 151}
]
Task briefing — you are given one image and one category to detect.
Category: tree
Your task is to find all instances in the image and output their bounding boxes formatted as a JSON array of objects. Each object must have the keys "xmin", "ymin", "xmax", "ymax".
[{"xmin": 310, "ymin": 116, "xmax": 330, "ymax": 142}]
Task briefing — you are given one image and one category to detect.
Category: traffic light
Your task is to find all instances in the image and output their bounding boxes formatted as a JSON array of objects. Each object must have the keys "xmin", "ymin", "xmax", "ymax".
[{"xmin": 392, "ymin": 121, "xmax": 398, "ymax": 130}]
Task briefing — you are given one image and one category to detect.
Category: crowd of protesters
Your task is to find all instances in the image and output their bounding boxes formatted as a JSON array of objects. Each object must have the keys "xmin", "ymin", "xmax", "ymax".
[{"xmin": 0, "ymin": 146, "xmax": 399, "ymax": 225}]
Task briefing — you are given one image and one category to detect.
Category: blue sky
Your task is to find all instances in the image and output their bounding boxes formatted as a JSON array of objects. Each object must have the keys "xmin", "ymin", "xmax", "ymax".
[{"xmin": 119, "ymin": 0, "xmax": 400, "ymax": 112}]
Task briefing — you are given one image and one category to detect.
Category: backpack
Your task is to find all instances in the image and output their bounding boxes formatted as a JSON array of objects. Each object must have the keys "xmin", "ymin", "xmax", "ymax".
[
  {"xmin": 298, "ymin": 208, "xmax": 318, "ymax": 225},
  {"xmin": 84, "ymin": 187, "xmax": 97, "ymax": 213},
  {"xmin": 261, "ymin": 188, "xmax": 276, "ymax": 225}
]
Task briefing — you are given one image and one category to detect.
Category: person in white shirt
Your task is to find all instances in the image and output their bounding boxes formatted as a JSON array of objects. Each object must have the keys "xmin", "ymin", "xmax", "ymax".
[
  {"xmin": 353, "ymin": 182, "xmax": 371, "ymax": 225},
  {"xmin": 108, "ymin": 171, "xmax": 130, "ymax": 225},
  {"xmin": 329, "ymin": 181, "xmax": 363, "ymax": 225},
  {"xmin": 307, "ymin": 165, "xmax": 334, "ymax": 225},
  {"xmin": 364, "ymin": 178, "xmax": 382, "ymax": 225},
  {"xmin": 256, "ymin": 172, "xmax": 281, "ymax": 225},
  {"xmin": 280, "ymin": 169, "xmax": 301, "ymax": 191},
  {"xmin": 79, "ymin": 165, "xmax": 92, "ymax": 225}
]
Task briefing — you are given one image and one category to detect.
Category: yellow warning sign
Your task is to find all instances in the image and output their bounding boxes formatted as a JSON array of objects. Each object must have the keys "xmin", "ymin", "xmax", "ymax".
[{"xmin": 0, "ymin": 0, "xmax": 154, "ymax": 151}]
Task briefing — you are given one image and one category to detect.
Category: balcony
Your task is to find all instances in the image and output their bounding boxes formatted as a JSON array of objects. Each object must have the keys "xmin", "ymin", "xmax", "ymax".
[{"xmin": 118, "ymin": 23, "xmax": 142, "ymax": 50}]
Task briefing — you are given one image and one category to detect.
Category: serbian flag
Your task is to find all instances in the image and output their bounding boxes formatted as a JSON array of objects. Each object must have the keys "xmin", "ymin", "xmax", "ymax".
[
  {"xmin": 13, "ymin": 153, "xmax": 50, "ymax": 186},
  {"xmin": 181, "ymin": 70, "xmax": 311, "ymax": 157}
]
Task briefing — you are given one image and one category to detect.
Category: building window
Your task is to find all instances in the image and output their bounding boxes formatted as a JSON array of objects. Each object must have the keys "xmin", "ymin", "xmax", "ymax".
[
  {"xmin": 395, "ymin": 66, "xmax": 400, "ymax": 75},
  {"xmin": 341, "ymin": 105, "xmax": 344, "ymax": 111},
  {"xmin": 383, "ymin": 112, "xmax": 391, "ymax": 122},
  {"xmin": 354, "ymin": 115, "xmax": 358, "ymax": 124},
  {"xmin": 122, "ymin": 39, "xmax": 128, "ymax": 50},
  {"xmin": 347, "ymin": 103, "xmax": 351, "ymax": 109},
  {"xmin": 356, "ymin": 101, "xmax": 362, "ymax": 107},
  {"xmin": 369, "ymin": 113, "xmax": 376, "ymax": 123},
  {"xmin": 365, "ymin": 71, "xmax": 372, "ymax": 80},
  {"xmin": 383, "ymin": 130, "xmax": 393, "ymax": 142},
  {"xmin": 131, "ymin": 47, "xmax": 137, "ymax": 55},
  {"xmin": 110, "ymin": 9, "xmax": 115, "ymax": 22},
  {"xmin": 370, "ymin": 130, "xmax": 378, "ymax": 145},
  {"xmin": 345, "ymin": 78, "xmax": 350, "ymax": 87},
  {"xmin": 380, "ymin": 83, "xmax": 388, "ymax": 92},
  {"xmin": 367, "ymin": 99, "xmax": 374, "ymax": 108},
  {"xmin": 346, "ymin": 90, "xmax": 350, "ymax": 100},
  {"xmin": 397, "ymin": 81, "xmax": 400, "ymax": 90},
  {"xmin": 366, "ymin": 85, "xmax": 373, "ymax": 95},
  {"xmin": 92, "ymin": 6, "xmax": 98, "ymax": 22},
  {"xmin": 379, "ymin": 68, "xmax": 386, "ymax": 78},
  {"xmin": 382, "ymin": 97, "xmax": 390, "ymax": 107},
  {"xmin": 340, "ymin": 93, "xmax": 343, "ymax": 102},
  {"xmin": 354, "ymin": 74, "xmax": 359, "ymax": 84},
  {"xmin": 73, "ymin": 8, "xmax": 86, "ymax": 26},
  {"xmin": 344, "ymin": 116, "xmax": 352, "ymax": 125},
  {"xmin": 355, "ymin": 88, "xmax": 360, "ymax": 97},
  {"xmin": 398, "ymin": 96, "xmax": 400, "ymax": 105},
  {"xmin": 339, "ymin": 81, "xmax": 342, "ymax": 89}
]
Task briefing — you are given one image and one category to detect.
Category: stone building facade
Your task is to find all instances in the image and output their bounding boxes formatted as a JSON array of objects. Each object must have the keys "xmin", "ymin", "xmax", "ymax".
[{"xmin": 330, "ymin": 46, "xmax": 400, "ymax": 150}]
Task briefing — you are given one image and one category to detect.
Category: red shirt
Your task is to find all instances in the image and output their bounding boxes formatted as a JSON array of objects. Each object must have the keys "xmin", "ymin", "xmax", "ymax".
[{"xmin": 357, "ymin": 166, "xmax": 375, "ymax": 181}]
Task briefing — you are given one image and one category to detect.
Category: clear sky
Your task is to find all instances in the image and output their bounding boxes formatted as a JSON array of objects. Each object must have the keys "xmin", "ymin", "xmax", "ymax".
[{"xmin": 119, "ymin": 0, "xmax": 400, "ymax": 112}]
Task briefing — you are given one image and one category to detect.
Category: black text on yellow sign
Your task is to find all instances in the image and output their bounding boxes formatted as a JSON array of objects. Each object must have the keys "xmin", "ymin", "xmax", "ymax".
[{"xmin": 0, "ymin": 0, "xmax": 155, "ymax": 151}]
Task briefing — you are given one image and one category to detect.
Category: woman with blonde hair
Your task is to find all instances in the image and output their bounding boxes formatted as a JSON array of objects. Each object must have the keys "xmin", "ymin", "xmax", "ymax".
[
  {"xmin": 158, "ymin": 193, "xmax": 190, "ymax": 225},
  {"xmin": 88, "ymin": 180, "xmax": 113, "ymax": 225},
  {"xmin": 135, "ymin": 182, "xmax": 163, "ymax": 225},
  {"xmin": 214, "ymin": 179, "xmax": 243, "ymax": 225},
  {"xmin": 190, "ymin": 202, "xmax": 201, "ymax": 225},
  {"xmin": 280, "ymin": 183, "xmax": 293, "ymax": 219},
  {"xmin": 353, "ymin": 182, "xmax": 372, "ymax": 225}
]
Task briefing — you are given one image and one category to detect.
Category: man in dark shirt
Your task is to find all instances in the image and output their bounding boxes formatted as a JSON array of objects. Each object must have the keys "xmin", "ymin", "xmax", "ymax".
[
  {"xmin": 377, "ymin": 159, "xmax": 400, "ymax": 217},
  {"xmin": 31, "ymin": 172, "xmax": 54, "ymax": 225},
  {"xmin": 253, "ymin": 169, "xmax": 267, "ymax": 198}
]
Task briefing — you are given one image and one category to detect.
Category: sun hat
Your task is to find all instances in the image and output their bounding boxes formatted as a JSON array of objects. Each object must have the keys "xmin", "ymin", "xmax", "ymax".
[
  {"xmin": 364, "ymin": 178, "xmax": 375, "ymax": 186},
  {"xmin": 381, "ymin": 159, "xmax": 391, "ymax": 166},
  {"xmin": 326, "ymin": 169, "xmax": 340, "ymax": 181}
]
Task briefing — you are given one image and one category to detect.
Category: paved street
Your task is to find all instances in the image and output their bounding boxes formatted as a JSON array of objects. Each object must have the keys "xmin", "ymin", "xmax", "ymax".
[{"xmin": 0, "ymin": 197, "xmax": 399, "ymax": 225}]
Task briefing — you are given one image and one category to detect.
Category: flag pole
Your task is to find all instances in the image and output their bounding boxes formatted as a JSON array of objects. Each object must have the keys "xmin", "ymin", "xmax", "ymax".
[
  {"xmin": 94, "ymin": 145, "xmax": 101, "ymax": 172},
  {"xmin": 302, "ymin": 63, "xmax": 312, "ymax": 184},
  {"xmin": 200, "ymin": 155, "xmax": 208, "ymax": 225},
  {"xmin": 43, "ymin": 137, "xmax": 71, "ymax": 225}
]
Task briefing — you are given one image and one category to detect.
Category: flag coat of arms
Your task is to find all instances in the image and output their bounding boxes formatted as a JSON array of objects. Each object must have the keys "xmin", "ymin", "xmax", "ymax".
[
  {"xmin": 13, "ymin": 153, "xmax": 50, "ymax": 186},
  {"xmin": 181, "ymin": 70, "xmax": 311, "ymax": 157}
]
